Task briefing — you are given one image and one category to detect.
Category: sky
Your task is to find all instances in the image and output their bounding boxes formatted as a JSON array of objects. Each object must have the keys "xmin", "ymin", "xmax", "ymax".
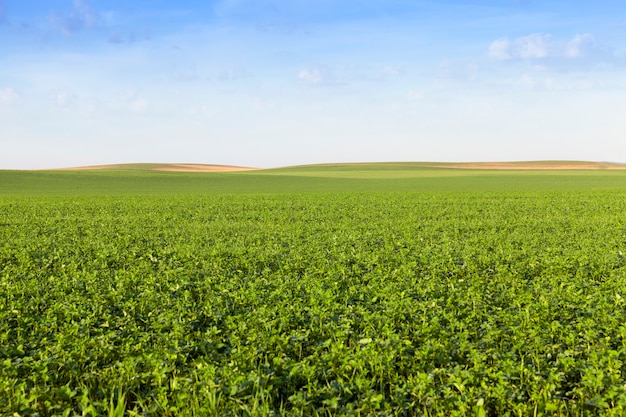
[{"xmin": 1, "ymin": 0, "xmax": 626, "ymax": 169}]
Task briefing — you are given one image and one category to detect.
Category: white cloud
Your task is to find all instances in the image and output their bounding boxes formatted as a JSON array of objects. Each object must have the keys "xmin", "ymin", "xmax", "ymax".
[
  {"xmin": 488, "ymin": 33, "xmax": 607, "ymax": 62},
  {"xmin": 564, "ymin": 33, "xmax": 595, "ymax": 58},
  {"xmin": 0, "ymin": 87, "xmax": 19, "ymax": 104},
  {"xmin": 120, "ymin": 88, "xmax": 150, "ymax": 112},
  {"xmin": 296, "ymin": 67, "xmax": 349, "ymax": 87},
  {"xmin": 382, "ymin": 65, "xmax": 401, "ymax": 77},
  {"xmin": 174, "ymin": 66, "xmax": 200, "ymax": 82},
  {"xmin": 516, "ymin": 33, "xmax": 550, "ymax": 59},
  {"xmin": 488, "ymin": 38, "xmax": 512, "ymax": 60},
  {"xmin": 53, "ymin": 90, "xmax": 75, "ymax": 107},
  {"xmin": 129, "ymin": 98, "xmax": 149, "ymax": 112},
  {"xmin": 298, "ymin": 68, "xmax": 322, "ymax": 84},
  {"xmin": 490, "ymin": 33, "xmax": 551, "ymax": 60}
]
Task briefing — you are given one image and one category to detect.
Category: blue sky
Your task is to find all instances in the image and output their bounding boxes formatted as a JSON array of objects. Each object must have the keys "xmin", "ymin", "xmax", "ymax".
[{"xmin": 1, "ymin": 0, "xmax": 625, "ymax": 168}]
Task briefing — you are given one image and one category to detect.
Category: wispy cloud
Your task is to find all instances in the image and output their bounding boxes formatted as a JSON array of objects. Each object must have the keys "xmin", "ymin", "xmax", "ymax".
[
  {"xmin": 48, "ymin": 89, "xmax": 101, "ymax": 116},
  {"xmin": 564, "ymin": 34, "xmax": 597, "ymax": 58},
  {"xmin": 0, "ymin": 87, "xmax": 19, "ymax": 104},
  {"xmin": 52, "ymin": 90, "xmax": 76, "ymax": 107},
  {"xmin": 122, "ymin": 89, "xmax": 150, "ymax": 113},
  {"xmin": 488, "ymin": 33, "xmax": 614, "ymax": 67},
  {"xmin": 174, "ymin": 66, "xmax": 200, "ymax": 82},
  {"xmin": 489, "ymin": 33, "xmax": 551, "ymax": 60},
  {"xmin": 49, "ymin": 0, "xmax": 99, "ymax": 35},
  {"xmin": 518, "ymin": 71, "xmax": 599, "ymax": 91},
  {"xmin": 381, "ymin": 65, "xmax": 401, "ymax": 77},
  {"xmin": 296, "ymin": 67, "xmax": 350, "ymax": 88},
  {"xmin": 129, "ymin": 98, "xmax": 149, "ymax": 112},
  {"xmin": 298, "ymin": 68, "xmax": 323, "ymax": 84}
]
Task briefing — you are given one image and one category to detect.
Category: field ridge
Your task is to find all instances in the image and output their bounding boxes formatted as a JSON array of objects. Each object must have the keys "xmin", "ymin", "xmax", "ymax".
[
  {"xmin": 296, "ymin": 160, "xmax": 626, "ymax": 170},
  {"xmin": 50, "ymin": 160, "xmax": 626, "ymax": 172},
  {"xmin": 55, "ymin": 163, "xmax": 258, "ymax": 172}
]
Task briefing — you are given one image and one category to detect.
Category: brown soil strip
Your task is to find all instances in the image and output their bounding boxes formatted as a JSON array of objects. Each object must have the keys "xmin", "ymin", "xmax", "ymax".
[{"xmin": 151, "ymin": 164, "xmax": 258, "ymax": 172}]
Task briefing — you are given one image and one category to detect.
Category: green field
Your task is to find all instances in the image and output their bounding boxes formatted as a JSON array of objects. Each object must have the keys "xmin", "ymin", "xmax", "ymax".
[
  {"xmin": 2, "ymin": 164, "xmax": 626, "ymax": 416},
  {"xmin": 2, "ymin": 163, "xmax": 626, "ymax": 195}
]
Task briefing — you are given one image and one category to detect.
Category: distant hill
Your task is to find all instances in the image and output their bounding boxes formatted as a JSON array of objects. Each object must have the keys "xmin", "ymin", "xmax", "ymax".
[
  {"xmin": 417, "ymin": 161, "xmax": 626, "ymax": 170},
  {"xmin": 53, "ymin": 161, "xmax": 626, "ymax": 172},
  {"xmin": 287, "ymin": 161, "xmax": 626, "ymax": 170},
  {"xmin": 57, "ymin": 163, "xmax": 258, "ymax": 172}
]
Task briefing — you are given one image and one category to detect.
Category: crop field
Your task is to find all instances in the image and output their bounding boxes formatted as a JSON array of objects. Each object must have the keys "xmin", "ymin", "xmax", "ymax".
[{"xmin": 2, "ymin": 164, "xmax": 626, "ymax": 416}]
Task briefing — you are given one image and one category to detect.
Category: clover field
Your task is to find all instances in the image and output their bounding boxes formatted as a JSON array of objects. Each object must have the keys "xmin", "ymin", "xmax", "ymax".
[{"xmin": 2, "ymin": 166, "xmax": 626, "ymax": 416}]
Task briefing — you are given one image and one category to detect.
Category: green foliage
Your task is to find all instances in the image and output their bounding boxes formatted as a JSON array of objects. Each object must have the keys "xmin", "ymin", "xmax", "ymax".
[{"xmin": 2, "ymin": 186, "xmax": 626, "ymax": 415}]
